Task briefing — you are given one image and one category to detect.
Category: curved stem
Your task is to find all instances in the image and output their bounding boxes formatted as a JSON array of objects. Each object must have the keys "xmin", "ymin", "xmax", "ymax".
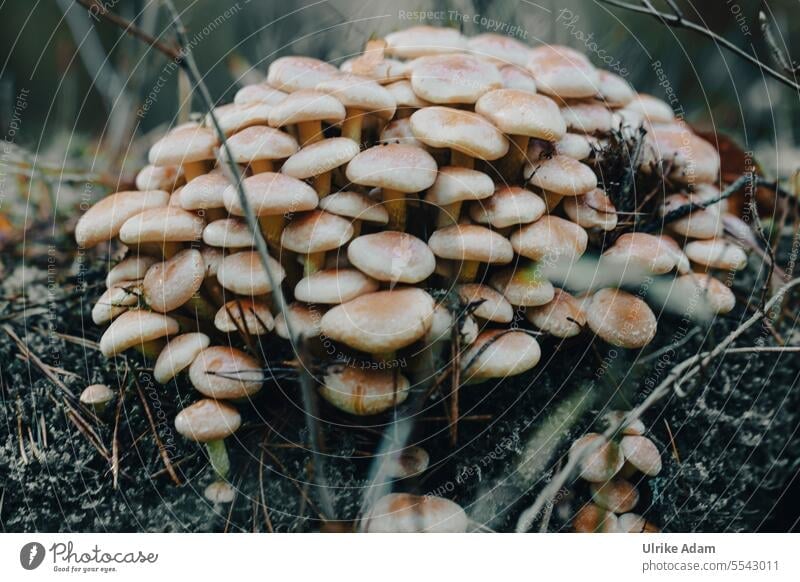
[{"xmin": 206, "ymin": 439, "xmax": 230, "ymax": 479}]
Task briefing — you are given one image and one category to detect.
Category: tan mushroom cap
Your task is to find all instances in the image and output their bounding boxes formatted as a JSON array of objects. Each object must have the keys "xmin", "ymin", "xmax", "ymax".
[
  {"xmin": 320, "ymin": 366, "xmax": 410, "ymax": 415},
  {"xmin": 562, "ymin": 188, "xmax": 617, "ymax": 231},
  {"xmin": 106, "ymin": 256, "xmax": 157, "ymax": 288},
  {"xmin": 618, "ymin": 513, "xmax": 660, "ymax": 533},
  {"xmin": 621, "ymin": 435, "xmax": 663, "ymax": 476},
  {"xmin": 379, "ymin": 118, "xmax": 426, "ymax": 148},
  {"xmin": 384, "ymin": 26, "xmax": 468, "ymax": 59},
  {"xmin": 462, "ymin": 329, "xmax": 541, "ymax": 380},
  {"xmin": 281, "ymin": 137, "xmax": 360, "ymax": 179},
  {"xmin": 385, "ymin": 80, "xmax": 430, "ymax": 109},
  {"xmin": 511, "ymin": 215, "xmax": 589, "ymax": 262},
  {"xmin": 234, "ymin": 83, "xmax": 288, "ymax": 105},
  {"xmin": 555, "ymin": 133, "xmax": 596, "ymax": 160},
  {"xmin": 458, "ymin": 283, "xmax": 514, "ymax": 323},
  {"xmin": 267, "ymin": 89, "xmax": 346, "ymax": 127},
  {"xmin": 319, "ymin": 191, "xmax": 389, "ymax": 224},
  {"xmin": 467, "ymin": 33, "xmax": 531, "ymax": 67},
  {"xmin": 573, "ymin": 503, "xmax": 620, "ymax": 533},
  {"xmin": 382, "ymin": 446, "xmax": 430, "ymax": 479},
  {"xmin": 596, "ymin": 70, "xmax": 635, "ymax": 107},
  {"xmin": 475, "ymin": 89, "xmax": 566, "ymax": 141},
  {"xmin": 148, "ymin": 125, "xmax": 217, "ymax": 166},
  {"xmin": 425, "ymin": 166, "xmax": 494, "ymax": 207},
  {"xmin": 214, "ymin": 299, "xmax": 275, "ymax": 335},
  {"xmin": 428, "ymin": 224, "xmax": 514, "ymax": 265},
  {"xmin": 348, "ymin": 231, "xmax": 436, "ymax": 284},
  {"xmin": 204, "ymin": 481, "xmax": 235, "ymax": 504},
  {"xmin": 266, "ymin": 56, "xmax": 340, "ymax": 92},
  {"xmin": 92, "ymin": 282, "xmax": 141, "ymax": 325},
  {"xmin": 410, "ymin": 54, "xmax": 501, "ymax": 104},
  {"xmin": 80, "ymin": 384, "xmax": 114, "ymax": 407},
  {"xmin": 221, "ymin": 126, "xmax": 299, "ymax": 164},
  {"xmin": 207, "ymin": 102, "xmax": 273, "ymax": 136},
  {"xmin": 203, "ymin": 218, "xmax": 256, "ymax": 248},
  {"xmin": 295, "ymin": 268, "xmax": 379, "ymax": 304},
  {"xmin": 661, "ymin": 191, "xmax": 724, "ymax": 240},
  {"xmin": 216, "ymin": 250, "xmax": 286, "ymax": 295},
  {"xmin": 180, "ymin": 173, "xmax": 230, "ymax": 210},
  {"xmin": 119, "ymin": 206, "xmax": 205, "ymax": 245},
  {"xmin": 99, "ymin": 309, "xmax": 179, "ymax": 357},
  {"xmin": 346, "ymin": 144, "xmax": 438, "ymax": 193},
  {"xmin": 320, "ymin": 288, "xmax": 435, "ymax": 353},
  {"xmin": 590, "ymin": 479, "xmax": 640, "ymax": 514},
  {"xmin": 603, "ymin": 232, "xmax": 678, "ymax": 275},
  {"xmin": 426, "ymin": 304, "xmax": 478, "ymax": 346},
  {"xmin": 154, "ymin": 332, "xmax": 211, "ymax": 384},
  {"xmin": 672, "ymin": 273, "xmax": 735, "ymax": 315},
  {"xmin": 656, "ymin": 235, "xmax": 691, "ymax": 274},
  {"xmin": 143, "ymin": 249, "xmax": 206, "ymax": 313},
  {"xmin": 560, "ymin": 100, "xmax": 614, "ymax": 135},
  {"xmin": 76, "ymin": 190, "xmax": 170, "ymax": 248},
  {"xmin": 490, "ymin": 263, "xmax": 555, "ymax": 307},
  {"xmin": 526, "ymin": 155, "xmax": 597, "ymax": 196},
  {"xmin": 570, "ymin": 433, "xmax": 625, "ymax": 483},
  {"xmin": 684, "ymin": 239, "xmax": 747, "ymax": 271},
  {"xmin": 135, "ymin": 164, "xmax": 183, "ymax": 191},
  {"xmin": 527, "ymin": 45, "xmax": 599, "ymax": 99},
  {"xmin": 624, "ymin": 93, "xmax": 675, "ymax": 124},
  {"xmin": 280, "ymin": 210, "xmax": 354, "ymax": 254},
  {"xmin": 469, "ymin": 186, "xmax": 546, "ymax": 228},
  {"xmin": 644, "ymin": 123, "xmax": 720, "ymax": 183},
  {"xmin": 499, "ymin": 65, "xmax": 538, "ymax": 93},
  {"xmin": 201, "ymin": 246, "xmax": 224, "ymax": 277},
  {"xmin": 223, "ymin": 172, "xmax": 318, "ymax": 217},
  {"xmin": 316, "ymin": 74, "xmax": 396, "ymax": 119},
  {"xmin": 342, "ymin": 54, "xmax": 408, "ymax": 85},
  {"xmin": 275, "ymin": 302, "xmax": 322, "ymax": 340},
  {"xmin": 189, "ymin": 346, "xmax": 262, "ymax": 399},
  {"xmin": 410, "ymin": 106, "xmax": 509, "ymax": 160},
  {"xmin": 174, "ymin": 399, "xmax": 241, "ymax": 443},
  {"xmin": 526, "ymin": 287, "xmax": 586, "ymax": 338},
  {"xmin": 586, "ymin": 288, "xmax": 657, "ymax": 349},
  {"xmin": 603, "ymin": 410, "xmax": 646, "ymax": 436},
  {"xmin": 363, "ymin": 493, "xmax": 468, "ymax": 533}
]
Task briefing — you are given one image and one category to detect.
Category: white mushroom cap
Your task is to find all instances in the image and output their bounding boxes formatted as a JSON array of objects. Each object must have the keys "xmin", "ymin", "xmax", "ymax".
[
  {"xmin": 294, "ymin": 268, "xmax": 379, "ymax": 304},
  {"xmin": 346, "ymin": 144, "xmax": 438, "ymax": 193},
  {"xmin": 410, "ymin": 54, "xmax": 501, "ymax": 104},
  {"xmin": 363, "ymin": 493, "xmax": 468, "ymax": 533},
  {"xmin": 281, "ymin": 137, "xmax": 360, "ymax": 180},
  {"xmin": 379, "ymin": 118, "xmax": 426, "ymax": 148},
  {"xmin": 153, "ymin": 333, "xmax": 211, "ymax": 384},
  {"xmin": 99, "ymin": 310, "xmax": 179, "ymax": 357},
  {"xmin": 643, "ymin": 123, "xmax": 720, "ymax": 183},
  {"xmin": 266, "ymin": 56, "xmax": 340, "ymax": 92},
  {"xmin": 319, "ymin": 191, "xmax": 389, "ymax": 225},
  {"xmin": 204, "ymin": 481, "xmax": 236, "ymax": 504},
  {"xmin": 561, "ymin": 100, "xmax": 614, "ymax": 135},
  {"xmin": 554, "ymin": 133, "xmax": 596, "ymax": 160},
  {"xmin": 180, "ymin": 173, "xmax": 230, "ymax": 210},
  {"xmin": 135, "ymin": 164, "xmax": 184, "ymax": 191},
  {"xmin": 119, "ymin": 207, "xmax": 205, "ymax": 245},
  {"xmin": 458, "ymin": 283, "xmax": 514, "ymax": 323},
  {"xmin": 489, "ymin": 263, "xmax": 555, "ymax": 307},
  {"xmin": 201, "ymin": 246, "xmax": 224, "ymax": 277},
  {"xmin": 618, "ymin": 513, "xmax": 660, "ymax": 533},
  {"xmin": 221, "ymin": 126, "xmax": 299, "ymax": 164},
  {"xmin": 148, "ymin": 125, "xmax": 217, "ymax": 166},
  {"xmin": 596, "ymin": 70, "xmax": 635, "ymax": 107},
  {"xmin": 216, "ymin": 250, "xmax": 286, "ymax": 295},
  {"xmin": 527, "ymin": 45, "xmax": 599, "ymax": 99},
  {"xmin": 203, "ymin": 218, "xmax": 256, "ymax": 249},
  {"xmin": 410, "ymin": 106, "xmax": 509, "ymax": 160},
  {"xmin": 214, "ymin": 299, "xmax": 274, "ymax": 335},
  {"xmin": 280, "ymin": 211, "xmax": 354, "ymax": 254},
  {"xmin": 75, "ymin": 190, "xmax": 170, "ymax": 248},
  {"xmin": 602, "ymin": 232, "xmax": 678, "ymax": 275},
  {"xmin": 467, "ymin": 33, "xmax": 531, "ymax": 67},
  {"xmin": 425, "ymin": 166, "xmax": 495, "ymax": 206},
  {"xmin": 385, "ymin": 80, "xmax": 430, "ymax": 109},
  {"xmin": 526, "ymin": 287, "xmax": 586, "ymax": 338},
  {"xmin": 274, "ymin": 302, "xmax": 322, "ymax": 340},
  {"xmin": 684, "ymin": 239, "xmax": 747, "ymax": 270},
  {"xmin": 80, "ymin": 384, "xmax": 114, "ymax": 407},
  {"xmin": 174, "ymin": 399, "xmax": 241, "ymax": 443},
  {"xmin": 428, "ymin": 224, "xmax": 513, "ymax": 264},
  {"xmin": 672, "ymin": 273, "xmax": 735, "ymax": 315},
  {"xmin": 348, "ymin": 231, "xmax": 436, "ymax": 284},
  {"xmin": 381, "ymin": 446, "xmax": 430, "ymax": 479},
  {"xmin": 624, "ymin": 93, "xmax": 675, "ymax": 124},
  {"xmin": 525, "ymin": 155, "xmax": 597, "ymax": 196},
  {"xmin": 267, "ymin": 89, "xmax": 345, "ymax": 126},
  {"xmin": 316, "ymin": 74, "xmax": 396, "ymax": 119},
  {"xmin": 562, "ymin": 188, "xmax": 617, "ymax": 231},
  {"xmin": 475, "ymin": 89, "xmax": 566, "ymax": 141},
  {"xmin": 461, "ymin": 330, "xmax": 541, "ymax": 380},
  {"xmin": 469, "ymin": 186, "xmax": 546, "ymax": 228},
  {"xmin": 223, "ymin": 172, "xmax": 318, "ymax": 217},
  {"xmin": 585, "ymin": 288, "xmax": 657, "ymax": 349},
  {"xmin": 142, "ymin": 249, "xmax": 206, "ymax": 313},
  {"xmin": 234, "ymin": 83, "xmax": 288, "ymax": 105},
  {"xmin": 656, "ymin": 234, "xmax": 691, "ymax": 273},
  {"xmin": 590, "ymin": 479, "xmax": 640, "ymax": 514},
  {"xmin": 342, "ymin": 51, "xmax": 408, "ymax": 85},
  {"xmin": 92, "ymin": 282, "xmax": 141, "ymax": 325},
  {"xmin": 499, "ymin": 65, "xmax": 537, "ymax": 93},
  {"xmin": 384, "ymin": 26, "xmax": 468, "ymax": 59},
  {"xmin": 621, "ymin": 435, "xmax": 662, "ymax": 476},
  {"xmin": 207, "ymin": 102, "xmax": 273, "ymax": 136},
  {"xmin": 570, "ymin": 433, "xmax": 625, "ymax": 483},
  {"xmin": 572, "ymin": 503, "xmax": 620, "ymax": 533},
  {"xmin": 106, "ymin": 256, "xmax": 157, "ymax": 288},
  {"xmin": 661, "ymin": 190, "xmax": 724, "ymax": 240},
  {"xmin": 320, "ymin": 366, "xmax": 410, "ymax": 415},
  {"xmin": 511, "ymin": 215, "xmax": 589, "ymax": 262},
  {"xmin": 189, "ymin": 346, "xmax": 263, "ymax": 399}
]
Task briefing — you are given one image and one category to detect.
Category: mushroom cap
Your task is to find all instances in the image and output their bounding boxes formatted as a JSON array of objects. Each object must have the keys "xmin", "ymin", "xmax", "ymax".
[
  {"xmin": 280, "ymin": 210, "xmax": 354, "ymax": 254},
  {"xmin": 348, "ymin": 231, "xmax": 436, "ymax": 284},
  {"xmin": 216, "ymin": 250, "xmax": 286, "ymax": 295},
  {"xmin": 385, "ymin": 80, "xmax": 430, "ymax": 109},
  {"xmin": 560, "ymin": 100, "xmax": 614, "ymax": 135},
  {"xmin": 410, "ymin": 54, "xmax": 501, "ymax": 104},
  {"xmin": 316, "ymin": 74, "xmax": 396, "ymax": 118},
  {"xmin": 207, "ymin": 102, "xmax": 273, "ymax": 136},
  {"xmin": 428, "ymin": 224, "xmax": 513, "ymax": 264},
  {"xmin": 586, "ymin": 288, "xmax": 657, "ymax": 349},
  {"xmin": 148, "ymin": 125, "xmax": 217, "ymax": 166},
  {"xmin": 119, "ymin": 207, "xmax": 205, "ymax": 245},
  {"xmin": 274, "ymin": 302, "xmax": 322, "ymax": 340},
  {"xmin": 106, "ymin": 256, "xmax": 158, "ymax": 288},
  {"xmin": 281, "ymin": 137, "xmax": 360, "ymax": 179},
  {"xmin": 499, "ymin": 65, "xmax": 538, "ymax": 93},
  {"xmin": 142, "ymin": 249, "xmax": 205, "ymax": 313},
  {"xmin": 527, "ymin": 45, "xmax": 599, "ymax": 99},
  {"xmin": 570, "ymin": 433, "xmax": 625, "ymax": 483},
  {"xmin": 76, "ymin": 190, "xmax": 170, "ymax": 248},
  {"xmin": 511, "ymin": 215, "xmax": 589, "ymax": 262},
  {"xmin": 174, "ymin": 399, "xmax": 241, "ymax": 443},
  {"xmin": 624, "ymin": 93, "xmax": 675, "ymax": 124},
  {"xmin": 266, "ymin": 56, "xmax": 340, "ymax": 92},
  {"xmin": 469, "ymin": 186, "xmax": 546, "ymax": 228},
  {"xmin": 467, "ymin": 33, "xmax": 531, "ymax": 67},
  {"xmin": 92, "ymin": 282, "xmax": 141, "ymax": 325},
  {"xmin": 204, "ymin": 481, "xmax": 236, "ymax": 504},
  {"xmin": 214, "ymin": 299, "xmax": 275, "ymax": 335},
  {"xmin": 153, "ymin": 332, "xmax": 211, "ymax": 384},
  {"xmin": 221, "ymin": 126, "xmax": 299, "ymax": 163},
  {"xmin": 320, "ymin": 288, "xmax": 435, "ymax": 353},
  {"xmin": 618, "ymin": 513, "xmax": 660, "ymax": 533},
  {"xmin": 342, "ymin": 52, "xmax": 408, "ymax": 84},
  {"xmin": 621, "ymin": 435, "xmax": 662, "ymax": 476},
  {"xmin": 526, "ymin": 287, "xmax": 586, "ymax": 338},
  {"xmin": 603, "ymin": 232, "xmax": 678, "ymax": 275},
  {"xmin": 319, "ymin": 191, "xmax": 389, "ymax": 224},
  {"xmin": 382, "ymin": 446, "xmax": 430, "ymax": 479},
  {"xmin": 554, "ymin": 133, "xmax": 595, "ymax": 160},
  {"xmin": 203, "ymin": 218, "xmax": 256, "ymax": 248},
  {"xmin": 99, "ymin": 310, "xmax": 179, "ymax": 357},
  {"xmin": 320, "ymin": 366, "xmax": 410, "ymax": 415},
  {"xmin": 189, "ymin": 346, "xmax": 263, "ymax": 399},
  {"xmin": 234, "ymin": 83, "xmax": 288, "ymax": 105},
  {"xmin": 410, "ymin": 106, "xmax": 509, "ymax": 160},
  {"xmin": 201, "ymin": 246, "xmax": 224, "ymax": 277},
  {"xmin": 684, "ymin": 239, "xmax": 747, "ymax": 270},
  {"xmin": 562, "ymin": 188, "xmax": 617, "ymax": 231},
  {"xmin": 180, "ymin": 173, "xmax": 230, "ymax": 210},
  {"xmin": 426, "ymin": 303, "xmax": 478, "ymax": 345},
  {"xmin": 672, "ymin": 273, "xmax": 735, "ymax": 315},
  {"xmin": 462, "ymin": 329, "xmax": 541, "ymax": 380},
  {"xmin": 363, "ymin": 493, "xmax": 468, "ymax": 533},
  {"xmin": 458, "ymin": 283, "xmax": 514, "ymax": 323},
  {"xmin": 135, "ymin": 164, "xmax": 183, "ymax": 191},
  {"xmin": 267, "ymin": 89, "xmax": 345, "ymax": 126},
  {"xmin": 425, "ymin": 166, "xmax": 494, "ymax": 206},
  {"xmin": 596, "ymin": 70, "xmax": 635, "ymax": 107},
  {"xmin": 590, "ymin": 479, "xmax": 640, "ymax": 514},
  {"xmin": 526, "ymin": 155, "xmax": 597, "ymax": 196},
  {"xmin": 661, "ymin": 191, "xmax": 723, "ymax": 239},
  {"xmin": 643, "ymin": 123, "xmax": 720, "ymax": 183},
  {"xmin": 384, "ymin": 26, "xmax": 468, "ymax": 59},
  {"xmin": 223, "ymin": 172, "xmax": 318, "ymax": 217},
  {"xmin": 475, "ymin": 89, "xmax": 566, "ymax": 141},
  {"xmin": 346, "ymin": 144, "xmax": 438, "ymax": 193},
  {"xmin": 490, "ymin": 263, "xmax": 555, "ymax": 307},
  {"xmin": 603, "ymin": 410, "xmax": 646, "ymax": 436},
  {"xmin": 294, "ymin": 268, "xmax": 379, "ymax": 304},
  {"xmin": 572, "ymin": 503, "xmax": 620, "ymax": 533},
  {"xmin": 379, "ymin": 118, "xmax": 426, "ymax": 148},
  {"xmin": 80, "ymin": 384, "xmax": 114, "ymax": 406}
]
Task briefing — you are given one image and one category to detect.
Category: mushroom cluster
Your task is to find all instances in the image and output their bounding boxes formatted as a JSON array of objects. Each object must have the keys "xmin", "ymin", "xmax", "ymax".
[{"xmin": 75, "ymin": 26, "xmax": 744, "ymax": 524}]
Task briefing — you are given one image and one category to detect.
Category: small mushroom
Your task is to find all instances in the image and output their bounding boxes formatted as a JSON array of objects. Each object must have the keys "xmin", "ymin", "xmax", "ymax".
[
  {"xmin": 511, "ymin": 215, "xmax": 589, "ymax": 264},
  {"xmin": 99, "ymin": 309, "xmax": 179, "ymax": 357},
  {"xmin": 672, "ymin": 273, "xmax": 736, "ymax": 315},
  {"xmin": 458, "ymin": 283, "xmax": 514, "ymax": 323},
  {"xmin": 527, "ymin": 45, "xmax": 599, "ymax": 99},
  {"xmin": 135, "ymin": 164, "xmax": 184, "ymax": 192},
  {"xmin": 268, "ymin": 89, "xmax": 345, "ymax": 146},
  {"xmin": 570, "ymin": 433, "xmax": 625, "ymax": 483},
  {"xmin": 562, "ymin": 188, "xmax": 618, "ymax": 231},
  {"xmin": 204, "ymin": 480, "xmax": 235, "ymax": 504},
  {"xmin": 572, "ymin": 503, "xmax": 620, "ymax": 533},
  {"xmin": 467, "ymin": 33, "xmax": 530, "ymax": 68},
  {"xmin": 142, "ymin": 248, "xmax": 207, "ymax": 314},
  {"xmin": 216, "ymin": 250, "xmax": 286, "ymax": 296},
  {"xmin": 92, "ymin": 282, "xmax": 142, "ymax": 325},
  {"xmin": 526, "ymin": 287, "xmax": 586, "ymax": 338},
  {"xmin": 381, "ymin": 446, "xmax": 430, "ymax": 479},
  {"xmin": 274, "ymin": 302, "xmax": 322, "ymax": 340},
  {"xmin": 234, "ymin": 83, "xmax": 288, "ymax": 106},
  {"xmin": 426, "ymin": 166, "xmax": 494, "ymax": 228},
  {"xmin": 362, "ymin": 493, "xmax": 468, "ymax": 533},
  {"xmin": 148, "ymin": 125, "xmax": 217, "ymax": 181},
  {"xmin": 294, "ymin": 268, "xmax": 379, "ymax": 304},
  {"xmin": 106, "ymin": 256, "xmax": 157, "ymax": 288},
  {"xmin": 80, "ymin": 384, "xmax": 114, "ymax": 414},
  {"xmin": 560, "ymin": 100, "xmax": 614, "ymax": 135},
  {"xmin": 618, "ymin": 512, "xmax": 660, "ymax": 533},
  {"xmin": 590, "ymin": 479, "xmax": 640, "ymax": 514},
  {"xmin": 525, "ymin": 155, "xmax": 597, "ymax": 198},
  {"xmin": 469, "ymin": 185, "xmax": 546, "ymax": 230},
  {"xmin": 180, "ymin": 173, "xmax": 231, "ymax": 223},
  {"xmin": 119, "ymin": 206, "xmax": 205, "ymax": 258},
  {"xmin": 316, "ymin": 74, "xmax": 396, "ymax": 144},
  {"xmin": 320, "ymin": 366, "xmax": 410, "ymax": 415},
  {"xmin": 153, "ymin": 333, "xmax": 211, "ymax": 384},
  {"xmin": 319, "ymin": 191, "xmax": 389, "ymax": 235},
  {"xmin": 174, "ymin": 398, "xmax": 241, "ymax": 478},
  {"xmin": 206, "ymin": 102, "xmax": 272, "ymax": 136},
  {"xmin": 266, "ymin": 56, "xmax": 340, "ymax": 92},
  {"xmin": 384, "ymin": 26, "xmax": 467, "ymax": 59},
  {"xmin": 221, "ymin": 125, "xmax": 298, "ymax": 173},
  {"xmin": 280, "ymin": 211, "xmax": 354, "ymax": 275},
  {"xmin": 585, "ymin": 288, "xmax": 657, "ymax": 349},
  {"xmin": 214, "ymin": 299, "xmax": 275, "ymax": 336},
  {"xmin": 602, "ymin": 232, "xmax": 678, "ymax": 275},
  {"xmin": 621, "ymin": 435, "xmax": 662, "ymax": 476},
  {"xmin": 428, "ymin": 224, "xmax": 513, "ymax": 282},
  {"xmin": 282, "ymin": 137, "xmax": 360, "ymax": 198},
  {"xmin": 348, "ymin": 231, "xmax": 435, "ymax": 286},
  {"xmin": 75, "ymin": 190, "xmax": 170, "ymax": 249},
  {"xmin": 489, "ymin": 262, "xmax": 555, "ymax": 307},
  {"xmin": 409, "ymin": 54, "xmax": 501, "ymax": 105},
  {"xmin": 684, "ymin": 239, "xmax": 747, "ymax": 271},
  {"xmin": 461, "ymin": 329, "xmax": 541, "ymax": 382},
  {"xmin": 596, "ymin": 70, "xmax": 635, "ymax": 107}
]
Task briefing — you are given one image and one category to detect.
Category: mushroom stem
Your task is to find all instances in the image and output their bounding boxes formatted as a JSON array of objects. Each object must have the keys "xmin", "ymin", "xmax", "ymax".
[
  {"xmin": 205, "ymin": 439, "xmax": 231, "ymax": 479},
  {"xmin": 204, "ymin": 208, "xmax": 227, "ymax": 222},
  {"xmin": 203, "ymin": 278, "xmax": 226, "ymax": 306},
  {"xmin": 383, "ymin": 188, "xmax": 406, "ymax": 231},
  {"xmin": 298, "ymin": 120, "xmax": 323, "ymax": 146},
  {"xmin": 259, "ymin": 215, "xmax": 285, "ymax": 251},
  {"xmin": 183, "ymin": 161, "xmax": 211, "ymax": 181},
  {"xmin": 351, "ymin": 220, "xmax": 362, "ymax": 237},
  {"xmin": 436, "ymin": 202, "xmax": 463, "ymax": 228},
  {"xmin": 341, "ymin": 108, "xmax": 365, "ymax": 143},
  {"xmin": 450, "ymin": 150, "xmax": 474, "ymax": 169},
  {"xmin": 251, "ymin": 159, "xmax": 274, "ymax": 174},
  {"xmin": 304, "ymin": 252, "xmax": 326, "ymax": 276},
  {"xmin": 497, "ymin": 134, "xmax": 530, "ymax": 182},
  {"xmin": 184, "ymin": 293, "xmax": 218, "ymax": 320},
  {"xmin": 314, "ymin": 171, "xmax": 332, "ymax": 198},
  {"xmin": 457, "ymin": 261, "xmax": 480, "ymax": 283}
]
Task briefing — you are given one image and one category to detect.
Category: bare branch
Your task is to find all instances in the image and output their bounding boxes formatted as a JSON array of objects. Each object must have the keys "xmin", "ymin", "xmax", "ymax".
[{"xmin": 759, "ymin": 5, "xmax": 799, "ymax": 75}]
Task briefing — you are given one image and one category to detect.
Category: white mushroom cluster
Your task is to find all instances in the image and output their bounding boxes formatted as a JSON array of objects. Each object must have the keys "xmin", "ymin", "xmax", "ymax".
[{"xmin": 75, "ymin": 27, "xmax": 746, "ymax": 517}]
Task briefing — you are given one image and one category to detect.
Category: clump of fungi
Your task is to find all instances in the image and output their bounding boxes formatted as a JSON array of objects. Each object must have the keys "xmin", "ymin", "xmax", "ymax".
[{"xmin": 76, "ymin": 26, "xmax": 744, "ymax": 531}]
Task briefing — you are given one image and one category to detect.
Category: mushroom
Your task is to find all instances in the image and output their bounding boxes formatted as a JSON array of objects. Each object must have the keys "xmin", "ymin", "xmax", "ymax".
[
  {"xmin": 205, "ymin": 102, "xmax": 273, "ymax": 136},
  {"xmin": 572, "ymin": 503, "xmax": 620, "ymax": 533},
  {"xmin": 526, "ymin": 287, "xmax": 586, "ymax": 338},
  {"xmin": 99, "ymin": 309, "xmax": 179, "ymax": 357},
  {"xmin": 409, "ymin": 54, "xmax": 501, "ymax": 106},
  {"xmin": 281, "ymin": 137, "xmax": 360, "ymax": 198},
  {"xmin": 320, "ymin": 366, "xmax": 410, "ymax": 415},
  {"xmin": 135, "ymin": 164, "xmax": 184, "ymax": 192},
  {"xmin": 119, "ymin": 206, "xmax": 205, "ymax": 258},
  {"xmin": 458, "ymin": 283, "xmax": 514, "ymax": 324},
  {"xmin": 180, "ymin": 173, "xmax": 231, "ymax": 223},
  {"xmin": 189, "ymin": 346, "xmax": 263, "ymax": 400},
  {"xmin": 174, "ymin": 398, "xmax": 241, "ymax": 478},
  {"xmin": 499, "ymin": 65, "xmax": 538, "ymax": 93},
  {"xmin": 383, "ymin": 26, "xmax": 468, "ymax": 59},
  {"xmin": 384, "ymin": 80, "xmax": 430, "ymax": 118},
  {"xmin": 380, "ymin": 446, "xmax": 430, "ymax": 479},
  {"xmin": 347, "ymin": 231, "xmax": 436, "ymax": 286},
  {"xmin": 602, "ymin": 232, "xmax": 679, "ymax": 275},
  {"xmin": 590, "ymin": 479, "xmax": 640, "ymax": 514},
  {"xmin": 684, "ymin": 239, "xmax": 747, "ymax": 271},
  {"xmin": 214, "ymin": 299, "xmax": 275, "ymax": 336},
  {"xmin": 148, "ymin": 125, "xmax": 217, "ymax": 181},
  {"xmin": 221, "ymin": 125, "xmax": 298, "ymax": 173},
  {"xmin": 642, "ymin": 123, "xmax": 720, "ymax": 184},
  {"xmin": 362, "ymin": 493, "xmax": 468, "ymax": 533},
  {"xmin": 618, "ymin": 513, "xmax": 660, "ymax": 533},
  {"xmin": 106, "ymin": 256, "xmax": 157, "ymax": 288},
  {"xmin": 153, "ymin": 332, "xmax": 211, "ymax": 384},
  {"xmin": 560, "ymin": 100, "xmax": 614, "ymax": 135},
  {"xmin": 672, "ymin": 273, "xmax": 735, "ymax": 315},
  {"xmin": 425, "ymin": 166, "xmax": 494, "ymax": 228},
  {"xmin": 527, "ymin": 45, "xmax": 599, "ymax": 100},
  {"xmin": 80, "ymin": 384, "xmax": 114, "ymax": 414},
  {"xmin": 525, "ymin": 155, "xmax": 598, "ymax": 198},
  {"xmin": 234, "ymin": 83, "xmax": 287, "ymax": 106},
  {"xmin": 428, "ymin": 224, "xmax": 513, "ymax": 282},
  {"xmin": 621, "ymin": 435, "xmax": 662, "ymax": 476},
  {"xmin": 142, "ymin": 248, "xmax": 211, "ymax": 317},
  {"xmin": 602, "ymin": 410, "xmax": 646, "ymax": 436},
  {"xmin": 570, "ymin": 433, "xmax": 625, "ymax": 483},
  {"xmin": 468, "ymin": 185, "xmax": 546, "ymax": 230},
  {"xmin": 467, "ymin": 33, "xmax": 531, "ymax": 68},
  {"xmin": 268, "ymin": 89, "xmax": 345, "ymax": 146},
  {"xmin": 461, "ymin": 329, "xmax": 541, "ymax": 382},
  {"xmin": 510, "ymin": 215, "xmax": 589, "ymax": 264},
  {"xmin": 280, "ymin": 210, "xmax": 354, "ymax": 275},
  {"xmin": 204, "ymin": 481, "xmax": 235, "ymax": 505},
  {"xmin": 75, "ymin": 190, "xmax": 170, "ymax": 249},
  {"xmin": 596, "ymin": 70, "xmax": 635, "ymax": 107},
  {"xmin": 661, "ymin": 188, "xmax": 724, "ymax": 240},
  {"xmin": 318, "ymin": 190, "xmax": 389, "ymax": 235},
  {"xmin": 216, "ymin": 250, "xmax": 286, "ymax": 296},
  {"xmin": 624, "ymin": 93, "xmax": 675, "ymax": 124},
  {"xmin": 562, "ymin": 188, "xmax": 618, "ymax": 231},
  {"xmin": 585, "ymin": 288, "xmax": 657, "ymax": 349},
  {"xmin": 274, "ymin": 302, "xmax": 322, "ymax": 340},
  {"xmin": 91, "ymin": 282, "xmax": 142, "ymax": 325},
  {"xmin": 294, "ymin": 268, "xmax": 379, "ymax": 304},
  {"xmin": 489, "ymin": 261, "xmax": 555, "ymax": 307},
  {"xmin": 266, "ymin": 56, "xmax": 340, "ymax": 92},
  {"xmin": 316, "ymin": 73, "xmax": 396, "ymax": 144},
  {"xmin": 202, "ymin": 218, "xmax": 256, "ymax": 249}
]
